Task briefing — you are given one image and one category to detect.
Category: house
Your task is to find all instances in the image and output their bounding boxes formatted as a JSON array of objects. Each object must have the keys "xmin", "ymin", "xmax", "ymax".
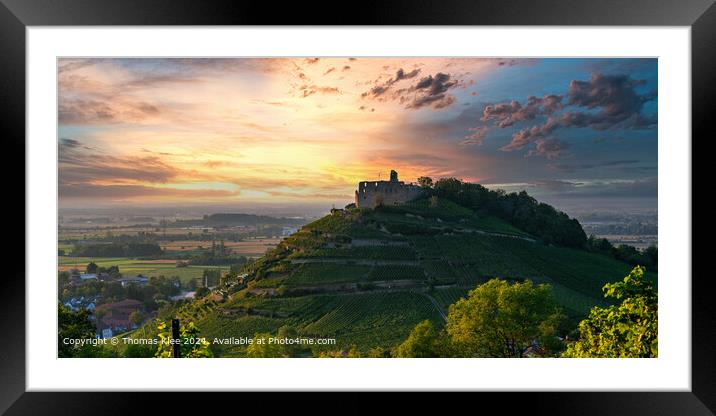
[
  {"xmin": 94, "ymin": 298, "xmax": 144, "ymax": 336},
  {"xmin": 80, "ymin": 273, "xmax": 98, "ymax": 281},
  {"xmin": 100, "ymin": 328, "xmax": 113, "ymax": 339},
  {"xmin": 237, "ymin": 273, "xmax": 249, "ymax": 285},
  {"xmin": 118, "ymin": 275, "xmax": 150, "ymax": 287}
]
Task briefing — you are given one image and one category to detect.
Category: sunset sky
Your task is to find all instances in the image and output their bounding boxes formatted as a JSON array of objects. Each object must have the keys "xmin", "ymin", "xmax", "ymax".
[{"xmin": 58, "ymin": 58, "xmax": 657, "ymax": 214}]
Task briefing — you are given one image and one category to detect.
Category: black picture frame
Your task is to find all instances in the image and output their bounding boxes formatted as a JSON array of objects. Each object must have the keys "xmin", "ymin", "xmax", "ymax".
[{"xmin": 1, "ymin": 0, "xmax": 711, "ymax": 413}]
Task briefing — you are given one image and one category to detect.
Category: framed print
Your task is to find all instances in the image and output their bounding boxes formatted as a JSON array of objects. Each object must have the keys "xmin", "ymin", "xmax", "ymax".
[{"xmin": 2, "ymin": 0, "xmax": 713, "ymax": 413}]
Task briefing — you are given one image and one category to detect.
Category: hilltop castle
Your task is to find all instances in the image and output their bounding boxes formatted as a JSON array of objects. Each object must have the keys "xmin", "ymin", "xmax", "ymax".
[{"xmin": 354, "ymin": 170, "xmax": 424, "ymax": 208}]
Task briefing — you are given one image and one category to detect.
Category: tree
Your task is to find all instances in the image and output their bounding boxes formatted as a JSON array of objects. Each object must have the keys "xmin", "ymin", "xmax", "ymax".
[
  {"xmin": 129, "ymin": 310, "xmax": 144, "ymax": 327},
  {"xmin": 429, "ymin": 195, "xmax": 439, "ymax": 208},
  {"xmin": 563, "ymin": 266, "xmax": 657, "ymax": 358},
  {"xmin": 86, "ymin": 261, "xmax": 98, "ymax": 274},
  {"xmin": 202, "ymin": 269, "xmax": 221, "ymax": 287},
  {"xmin": 58, "ymin": 304, "xmax": 96, "ymax": 357},
  {"xmin": 277, "ymin": 326, "xmax": 300, "ymax": 357},
  {"xmin": 417, "ymin": 176, "xmax": 433, "ymax": 188},
  {"xmin": 395, "ymin": 320, "xmax": 442, "ymax": 357},
  {"xmin": 155, "ymin": 320, "xmax": 213, "ymax": 358},
  {"xmin": 58, "ymin": 271, "xmax": 70, "ymax": 286},
  {"xmin": 446, "ymin": 279, "xmax": 564, "ymax": 357},
  {"xmin": 246, "ymin": 332, "xmax": 282, "ymax": 357}
]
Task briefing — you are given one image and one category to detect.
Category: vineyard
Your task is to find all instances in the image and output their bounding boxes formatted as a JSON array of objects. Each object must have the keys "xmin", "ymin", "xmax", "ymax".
[
  {"xmin": 286, "ymin": 263, "xmax": 371, "ymax": 286},
  {"xmin": 123, "ymin": 196, "xmax": 657, "ymax": 357},
  {"xmin": 367, "ymin": 265, "xmax": 425, "ymax": 281},
  {"xmin": 430, "ymin": 287, "xmax": 470, "ymax": 310},
  {"xmin": 292, "ymin": 246, "xmax": 417, "ymax": 260}
]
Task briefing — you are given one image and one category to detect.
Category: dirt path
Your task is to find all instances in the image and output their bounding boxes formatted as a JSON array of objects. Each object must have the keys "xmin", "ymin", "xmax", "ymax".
[{"xmin": 420, "ymin": 293, "xmax": 447, "ymax": 322}]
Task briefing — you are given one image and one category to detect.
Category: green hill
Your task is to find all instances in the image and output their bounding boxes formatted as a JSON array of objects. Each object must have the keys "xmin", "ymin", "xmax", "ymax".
[{"xmin": 128, "ymin": 196, "xmax": 656, "ymax": 357}]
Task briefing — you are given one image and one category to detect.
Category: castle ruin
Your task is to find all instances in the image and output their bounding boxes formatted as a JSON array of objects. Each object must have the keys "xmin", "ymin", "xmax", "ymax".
[{"xmin": 354, "ymin": 170, "xmax": 424, "ymax": 208}]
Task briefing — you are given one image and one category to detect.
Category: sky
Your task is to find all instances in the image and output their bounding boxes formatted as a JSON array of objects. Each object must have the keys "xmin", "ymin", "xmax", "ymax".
[{"xmin": 58, "ymin": 57, "xmax": 657, "ymax": 215}]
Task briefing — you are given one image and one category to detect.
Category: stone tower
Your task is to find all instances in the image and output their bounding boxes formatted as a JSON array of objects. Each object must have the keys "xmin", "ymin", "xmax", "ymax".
[{"xmin": 389, "ymin": 170, "xmax": 398, "ymax": 182}]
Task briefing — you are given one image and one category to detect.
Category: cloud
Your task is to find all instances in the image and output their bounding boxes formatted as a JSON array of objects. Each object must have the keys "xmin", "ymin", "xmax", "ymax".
[
  {"xmin": 500, "ymin": 117, "xmax": 560, "ymax": 151},
  {"xmin": 361, "ymin": 68, "xmax": 422, "ymax": 99},
  {"xmin": 482, "ymin": 95, "xmax": 563, "ymax": 128},
  {"xmin": 460, "ymin": 126, "xmax": 489, "ymax": 145},
  {"xmin": 547, "ymin": 159, "xmax": 640, "ymax": 173},
  {"xmin": 477, "ymin": 73, "xmax": 656, "ymax": 158},
  {"xmin": 526, "ymin": 138, "xmax": 570, "ymax": 160},
  {"xmin": 546, "ymin": 177, "xmax": 658, "ymax": 199},
  {"xmin": 401, "ymin": 73, "xmax": 459, "ymax": 109},
  {"xmin": 564, "ymin": 73, "xmax": 657, "ymax": 130},
  {"xmin": 59, "ymin": 139, "xmax": 180, "ymax": 185},
  {"xmin": 58, "ymin": 59, "xmax": 101, "ymax": 74},
  {"xmin": 58, "ymin": 98, "xmax": 162, "ymax": 125},
  {"xmin": 527, "ymin": 179, "xmax": 583, "ymax": 191},
  {"xmin": 298, "ymin": 85, "xmax": 341, "ymax": 98},
  {"xmin": 59, "ymin": 183, "xmax": 236, "ymax": 199}
]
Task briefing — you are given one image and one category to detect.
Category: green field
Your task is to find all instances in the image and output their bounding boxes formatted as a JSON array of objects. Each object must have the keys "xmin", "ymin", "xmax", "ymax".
[{"xmin": 58, "ymin": 256, "xmax": 227, "ymax": 284}]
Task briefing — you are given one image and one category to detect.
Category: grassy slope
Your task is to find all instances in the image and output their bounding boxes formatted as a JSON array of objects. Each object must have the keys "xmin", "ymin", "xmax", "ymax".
[{"xmin": 128, "ymin": 197, "xmax": 655, "ymax": 356}]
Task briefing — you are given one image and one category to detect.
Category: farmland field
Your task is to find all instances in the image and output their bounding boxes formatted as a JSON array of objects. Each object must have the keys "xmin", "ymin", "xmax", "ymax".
[
  {"xmin": 57, "ymin": 256, "xmax": 228, "ymax": 284},
  {"xmin": 160, "ymin": 237, "xmax": 280, "ymax": 256}
]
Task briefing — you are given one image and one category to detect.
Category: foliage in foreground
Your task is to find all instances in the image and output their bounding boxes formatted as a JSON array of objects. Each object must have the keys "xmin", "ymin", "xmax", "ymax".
[
  {"xmin": 58, "ymin": 304, "xmax": 97, "ymax": 358},
  {"xmin": 396, "ymin": 279, "xmax": 566, "ymax": 358},
  {"xmin": 155, "ymin": 320, "xmax": 213, "ymax": 358},
  {"xmin": 563, "ymin": 266, "xmax": 657, "ymax": 358}
]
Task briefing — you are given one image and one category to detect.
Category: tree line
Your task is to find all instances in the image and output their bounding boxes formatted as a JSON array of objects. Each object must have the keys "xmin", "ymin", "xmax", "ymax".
[
  {"xmin": 418, "ymin": 177, "xmax": 657, "ymax": 265},
  {"xmin": 71, "ymin": 242, "xmax": 163, "ymax": 257}
]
